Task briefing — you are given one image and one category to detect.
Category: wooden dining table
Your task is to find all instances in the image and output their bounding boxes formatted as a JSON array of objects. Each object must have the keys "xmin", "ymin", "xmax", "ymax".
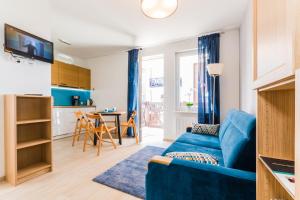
[{"xmin": 93, "ymin": 111, "xmax": 126, "ymax": 145}]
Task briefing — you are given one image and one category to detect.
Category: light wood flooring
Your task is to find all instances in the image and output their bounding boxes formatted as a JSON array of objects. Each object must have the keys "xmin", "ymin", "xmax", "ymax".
[{"xmin": 0, "ymin": 135, "xmax": 169, "ymax": 200}]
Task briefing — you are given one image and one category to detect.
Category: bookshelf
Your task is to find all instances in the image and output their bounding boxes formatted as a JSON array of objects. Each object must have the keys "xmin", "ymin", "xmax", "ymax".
[
  {"xmin": 256, "ymin": 73, "xmax": 299, "ymax": 200},
  {"xmin": 4, "ymin": 95, "xmax": 53, "ymax": 185}
]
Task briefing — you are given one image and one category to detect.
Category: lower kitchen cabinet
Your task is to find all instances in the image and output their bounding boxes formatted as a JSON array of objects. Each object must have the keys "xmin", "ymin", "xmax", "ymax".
[{"xmin": 52, "ymin": 107, "xmax": 96, "ymax": 139}]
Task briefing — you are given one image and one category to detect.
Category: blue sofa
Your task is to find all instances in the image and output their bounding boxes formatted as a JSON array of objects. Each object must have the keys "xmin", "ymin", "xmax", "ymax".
[{"xmin": 146, "ymin": 109, "xmax": 256, "ymax": 200}]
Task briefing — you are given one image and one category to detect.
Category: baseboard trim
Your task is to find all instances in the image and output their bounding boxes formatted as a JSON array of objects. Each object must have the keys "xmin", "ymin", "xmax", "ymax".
[{"xmin": 163, "ymin": 138, "xmax": 174, "ymax": 142}]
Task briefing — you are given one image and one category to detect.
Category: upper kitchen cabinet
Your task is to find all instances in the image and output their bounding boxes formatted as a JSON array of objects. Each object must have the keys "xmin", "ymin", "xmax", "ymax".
[
  {"xmin": 51, "ymin": 61, "xmax": 59, "ymax": 86},
  {"xmin": 51, "ymin": 60, "xmax": 91, "ymax": 90},
  {"xmin": 58, "ymin": 62, "xmax": 79, "ymax": 88},
  {"xmin": 77, "ymin": 67, "xmax": 91, "ymax": 90},
  {"xmin": 253, "ymin": 0, "xmax": 300, "ymax": 88}
]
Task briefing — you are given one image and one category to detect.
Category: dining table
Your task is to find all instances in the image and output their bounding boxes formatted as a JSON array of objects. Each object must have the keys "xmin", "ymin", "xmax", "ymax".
[{"xmin": 93, "ymin": 111, "xmax": 126, "ymax": 145}]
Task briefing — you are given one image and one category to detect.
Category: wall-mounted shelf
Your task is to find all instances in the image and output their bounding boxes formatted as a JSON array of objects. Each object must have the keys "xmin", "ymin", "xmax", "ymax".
[{"xmin": 4, "ymin": 95, "xmax": 53, "ymax": 185}]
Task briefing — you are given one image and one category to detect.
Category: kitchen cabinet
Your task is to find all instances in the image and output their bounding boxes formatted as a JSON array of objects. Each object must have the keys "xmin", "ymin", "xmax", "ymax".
[
  {"xmin": 253, "ymin": 0, "xmax": 300, "ymax": 88},
  {"xmin": 58, "ymin": 62, "xmax": 79, "ymax": 88},
  {"xmin": 78, "ymin": 67, "xmax": 91, "ymax": 90},
  {"xmin": 51, "ymin": 61, "xmax": 59, "ymax": 85},
  {"xmin": 52, "ymin": 106, "xmax": 96, "ymax": 138},
  {"xmin": 51, "ymin": 61, "xmax": 91, "ymax": 90}
]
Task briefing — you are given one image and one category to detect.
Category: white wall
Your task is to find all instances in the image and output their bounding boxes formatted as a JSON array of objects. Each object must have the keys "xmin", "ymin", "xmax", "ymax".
[
  {"xmin": 54, "ymin": 50, "xmax": 88, "ymax": 67},
  {"xmin": 240, "ymin": 2, "xmax": 256, "ymax": 115},
  {"xmin": 0, "ymin": 0, "xmax": 52, "ymax": 177},
  {"xmin": 88, "ymin": 29, "xmax": 240, "ymax": 140},
  {"xmin": 88, "ymin": 53, "xmax": 128, "ymax": 122}
]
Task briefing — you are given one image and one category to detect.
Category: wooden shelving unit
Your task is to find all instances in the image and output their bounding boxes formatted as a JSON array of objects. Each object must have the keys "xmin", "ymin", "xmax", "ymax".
[
  {"xmin": 4, "ymin": 95, "xmax": 53, "ymax": 185},
  {"xmin": 256, "ymin": 76, "xmax": 298, "ymax": 200},
  {"xmin": 258, "ymin": 155, "xmax": 295, "ymax": 199}
]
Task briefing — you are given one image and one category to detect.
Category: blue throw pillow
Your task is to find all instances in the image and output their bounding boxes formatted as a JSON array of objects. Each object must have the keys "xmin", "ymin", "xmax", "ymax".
[
  {"xmin": 165, "ymin": 152, "xmax": 219, "ymax": 165},
  {"xmin": 191, "ymin": 123, "xmax": 220, "ymax": 136}
]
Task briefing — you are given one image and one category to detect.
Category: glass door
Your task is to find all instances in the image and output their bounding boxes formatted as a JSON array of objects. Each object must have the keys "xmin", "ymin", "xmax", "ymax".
[{"xmin": 140, "ymin": 55, "xmax": 164, "ymax": 143}]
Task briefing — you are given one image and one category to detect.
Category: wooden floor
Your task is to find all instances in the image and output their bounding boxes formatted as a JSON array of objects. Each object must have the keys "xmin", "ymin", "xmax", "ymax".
[{"xmin": 0, "ymin": 135, "xmax": 170, "ymax": 200}]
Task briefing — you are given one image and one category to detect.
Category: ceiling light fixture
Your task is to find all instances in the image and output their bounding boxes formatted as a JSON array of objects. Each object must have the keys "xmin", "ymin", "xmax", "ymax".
[{"xmin": 141, "ymin": 0, "xmax": 178, "ymax": 19}]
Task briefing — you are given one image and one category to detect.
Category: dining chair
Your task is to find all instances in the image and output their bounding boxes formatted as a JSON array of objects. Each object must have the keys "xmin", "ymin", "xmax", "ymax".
[
  {"xmin": 121, "ymin": 111, "xmax": 138, "ymax": 144},
  {"xmin": 84, "ymin": 113, "xmax": 117, "ymax": 156},
  {"xmin": 72, "ymin": 111, "xmax": 88, "ymax": 146}
]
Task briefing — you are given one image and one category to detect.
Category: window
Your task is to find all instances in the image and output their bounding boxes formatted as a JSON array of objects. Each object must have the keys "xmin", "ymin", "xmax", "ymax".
[{"xmin": 176, "ymin": 50, "xmax": 199, "ymax": 111}]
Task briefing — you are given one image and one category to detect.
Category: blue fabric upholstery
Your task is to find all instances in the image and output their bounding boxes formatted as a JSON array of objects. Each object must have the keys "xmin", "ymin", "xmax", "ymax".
[
  {"xmin": 146, "ymin": 160, "xmax": 256, "ymax": 200},
  {"xmin": 220, "ymin": 110, "xmax": 256, "ymax": 171},
  {"xmin": 162, "ymin": 141, "xmax": 224, "ymax": 166},
  {"xmin": 176, "ymin": 133, "xmax": 221, "ymax": 149},
  {"xmin": 218, "ymin": 110, "xmax": 235, "ymax": 142},
  {"xmin": 146, "ymin": 109, "xmax": 256, "ymax": 200}
]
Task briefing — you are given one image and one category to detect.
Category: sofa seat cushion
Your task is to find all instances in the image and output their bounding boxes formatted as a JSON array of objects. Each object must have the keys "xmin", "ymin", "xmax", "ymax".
[
  {"xmin": 162, "ymin": 141, "xmax": 224, "ymax": 166},
  {"xmin": 176, "ymin": 133, "xmax": 221, "ymax": 149},
  {"xmin": 165, "ymin": 152, "xmax": 219, "ymax": 165}
]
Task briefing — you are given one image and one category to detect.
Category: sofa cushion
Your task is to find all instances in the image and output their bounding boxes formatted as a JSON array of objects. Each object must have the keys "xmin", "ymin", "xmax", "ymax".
[
  {"xmin": 176, "ymin": 133, "xmax": 221, "ymax": 149},
  {"xmin": 162, "ymin": 141, "xmax": 224, "ymax": 166},
  {"xmin": 220, "ymin": 110, "xmax": 256, "ymax": 171},
  {"xmin": 165, "ymin": 152, "xmax": 219, "ymax": 165},
  {"xmin": 191, "ymin": 123, "xmax": 220, "ymax": 136},
  {"xmin": 218, "ymin": 110, "xmax": 235, "ymax": 142}
]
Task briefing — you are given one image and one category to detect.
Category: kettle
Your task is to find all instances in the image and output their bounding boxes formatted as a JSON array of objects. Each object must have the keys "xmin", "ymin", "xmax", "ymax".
[{"xmin": 87, "ymin": 98, "xmax": 94, "ymax": 106}]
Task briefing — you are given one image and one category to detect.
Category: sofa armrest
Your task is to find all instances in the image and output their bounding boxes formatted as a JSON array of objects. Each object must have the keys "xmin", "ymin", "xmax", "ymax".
[
  {"xmin": 186, "ymin": 127, "xmax": 192, "ymax": 132},
  {"xmin": 146, "ymin": 156, "xmax": 256, "ymax": 200}
]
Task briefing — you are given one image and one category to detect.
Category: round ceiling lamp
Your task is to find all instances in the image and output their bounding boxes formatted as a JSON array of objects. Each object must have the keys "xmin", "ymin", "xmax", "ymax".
[{"xmin": 141, "ymin": 0, "xmax": 178, "ymax": 19}]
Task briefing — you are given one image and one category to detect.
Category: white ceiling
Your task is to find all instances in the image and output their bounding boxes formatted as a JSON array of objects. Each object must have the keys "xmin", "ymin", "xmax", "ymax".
[{"xmin": 50, "ymin": 0, "xmax": 249, "ymax": 59}]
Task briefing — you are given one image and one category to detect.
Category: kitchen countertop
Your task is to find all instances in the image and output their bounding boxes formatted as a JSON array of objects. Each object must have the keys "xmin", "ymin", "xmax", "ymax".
[{"xmin": 53, "ymin": 105, "xmax": 96, "ymax": 108}]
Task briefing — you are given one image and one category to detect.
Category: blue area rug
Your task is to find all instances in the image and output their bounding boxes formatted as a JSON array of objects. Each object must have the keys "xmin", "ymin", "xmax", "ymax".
[{"xmin": 93, "ymin": 146, "xmax": 165, "ymax": 199}]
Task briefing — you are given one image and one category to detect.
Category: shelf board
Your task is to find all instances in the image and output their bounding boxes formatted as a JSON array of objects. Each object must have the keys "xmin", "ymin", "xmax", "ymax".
[
  {"xmin": 17, "ymin": 139, "xmax": 51, "ymax": 149},
  {"xmin": 16, "ymin": 95, "xmax": 51, "ymax": 99},
  {"xmin": 17, "ymin": 119, "xmax": 51, "ymax": 125},
  {"xmin": 17, "ymin": 162, "xmax": 51, "ymax": 179},
  {"xmin": 259, "ymin": 155, "xmax": 295, "ymax": 199}
]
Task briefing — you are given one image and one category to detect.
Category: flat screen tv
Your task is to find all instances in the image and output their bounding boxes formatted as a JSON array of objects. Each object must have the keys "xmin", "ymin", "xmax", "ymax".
[{"xmin": 4, "ymin": 24, "xmax": 54, "ymax": 64}]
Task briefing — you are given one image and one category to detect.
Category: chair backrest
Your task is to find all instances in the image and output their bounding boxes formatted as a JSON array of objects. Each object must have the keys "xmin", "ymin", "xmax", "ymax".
[
  {"xmin": 74, "ymin": 111, "xmax": 87, "ymax": 126},
  {"xmin": 86, "ymin": 113, "xmax": 108, "ymax": 132},
  {"xmin": 128, "ymin": 111, "xmax": 137, "ymax": 124},
  {"xmin": 219, "ymin": 109, "xmax": 256, "ymax": 172}
]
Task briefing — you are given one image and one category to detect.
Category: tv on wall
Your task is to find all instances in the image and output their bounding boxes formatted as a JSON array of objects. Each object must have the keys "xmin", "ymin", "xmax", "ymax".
[{"xmin": 4, "ymin": 24, "xmax": 54, "ymax": 64}]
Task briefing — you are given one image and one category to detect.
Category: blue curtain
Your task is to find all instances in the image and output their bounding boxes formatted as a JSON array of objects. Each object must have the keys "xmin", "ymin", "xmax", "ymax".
[
  {"xmin": 198, "ymin": 33, "xmax": 220, "ymax": 124},
  {"xmin": 127, "ymin": 49, "xmax": 139, "ymax": 136}
]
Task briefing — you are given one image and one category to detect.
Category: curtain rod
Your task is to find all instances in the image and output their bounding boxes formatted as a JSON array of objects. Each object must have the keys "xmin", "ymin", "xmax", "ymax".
[{"xmin": 197, "ymin": 30, "xmax": 225, "ymax": 38}]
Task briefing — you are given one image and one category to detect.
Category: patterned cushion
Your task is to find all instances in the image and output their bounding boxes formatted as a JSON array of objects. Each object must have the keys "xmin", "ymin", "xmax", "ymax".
[
  {"xmin": 192, "ymin": 123, "xmax": 220, "ymax": 136},
  {"xmin": 165, "ymin": 152, "xmax": 219, "ymax": 165}
]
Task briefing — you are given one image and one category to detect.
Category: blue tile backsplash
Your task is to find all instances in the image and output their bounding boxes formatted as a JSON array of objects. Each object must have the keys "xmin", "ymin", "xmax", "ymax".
[{"xmin": 51, "ymin": 87, "xmax": 91, "ymax": 106}]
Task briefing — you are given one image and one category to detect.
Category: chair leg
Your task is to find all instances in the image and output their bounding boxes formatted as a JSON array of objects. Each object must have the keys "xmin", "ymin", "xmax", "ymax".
[
  {"xmin": 83, "ymin": 129, "xmax": 89, "ymax": 152},
  {"xmin": 72, "ymin": 122, "xmax": 79, "ymax": 146},
  {"xmin": 133, "ymin": 125, "xmax": 139, "ymax": 144},
  {"xmin": 121, "ymin": 126, "xmax": 128, "ymax": 137},
  {"xmin": 96, "ymin": 133, "xmax": 101, "ymax": 156},
  {"xmin": 107, "ymin": 130, "xmax": 117, "ymax": 149},
  {"xmin": 77, "ymin": 126, "xmax": 82, "ymax": 141},
  {"xmin": 100, "ymin": 131, "xmax": 103, "ymax": 149}
]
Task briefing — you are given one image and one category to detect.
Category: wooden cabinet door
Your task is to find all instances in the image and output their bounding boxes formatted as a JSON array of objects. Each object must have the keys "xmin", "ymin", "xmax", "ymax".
[
  {"xmin": 78, "ymin": 67, "xmax": 91, "ymax": 90},
  {"xmin": 51, "ymin": 61, "xmax": 59, "ymax": 85},
  {"xmin": 254, "ymin": 0, "xmax": 295, "ymax": 87},
  {"xmin": 58, "ymin": 62, "xmax": 79, "ymax": 88}
]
